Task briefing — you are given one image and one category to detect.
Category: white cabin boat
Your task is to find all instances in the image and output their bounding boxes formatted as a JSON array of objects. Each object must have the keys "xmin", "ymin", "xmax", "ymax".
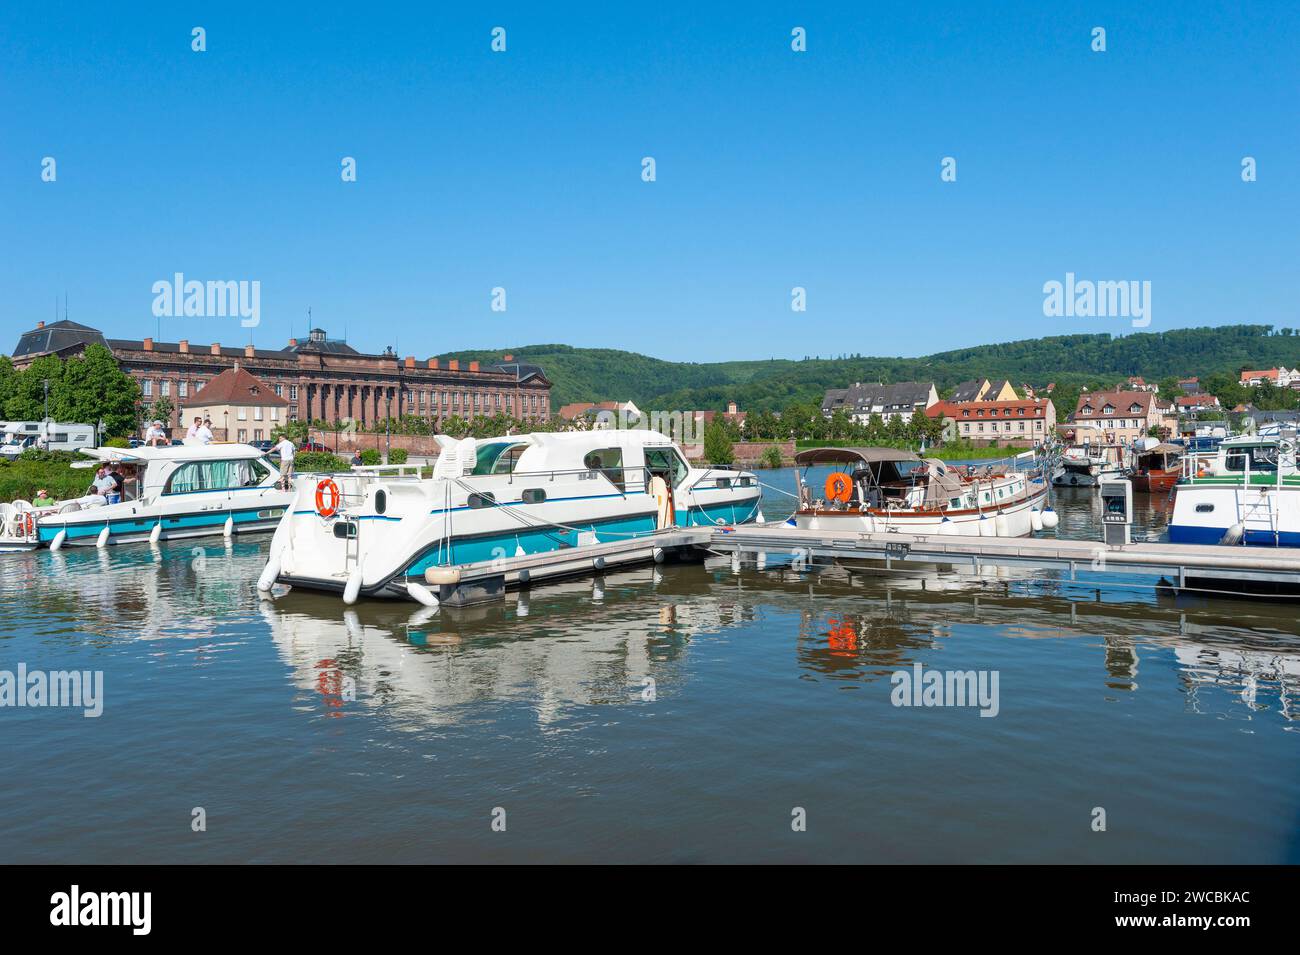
[
  {"xmin": 790, "ymin": 447, "xmax": 1054, "ymax": 537},
  {"xmin": 1168, "ymin": 436, "xmax": 1300, "ymax": 547},
  {"xmin": 1051, "ymin": 443, "xmax": 1129, "ymax": 487},
  {"xmin": 0, "ymin": 443, "xmax": 293, "ymax": 549},
  {"xmin": 259, "ymin": 430, "xmax": 762, "ymax": 602}
]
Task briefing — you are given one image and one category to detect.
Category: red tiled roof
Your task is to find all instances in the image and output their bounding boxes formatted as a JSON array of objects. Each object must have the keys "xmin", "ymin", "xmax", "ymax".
[
  {"xmin": 927, "ymin": 398, "xmax": 1051, "ymax": 419},
  {"xmin": 183, "ymin": 366, "xmax": 288, "ymax": 407}
]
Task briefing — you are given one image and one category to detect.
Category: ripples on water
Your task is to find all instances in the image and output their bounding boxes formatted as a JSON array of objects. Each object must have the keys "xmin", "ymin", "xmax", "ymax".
[{"xmin": 1, "ymin": 470, "xmax": 1296, "ymax": 863}]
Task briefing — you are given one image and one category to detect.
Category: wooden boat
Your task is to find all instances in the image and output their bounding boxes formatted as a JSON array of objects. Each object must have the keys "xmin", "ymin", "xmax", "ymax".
[{"xmin": 1131, "ymin": 443, "xmax": 1183, "ymax": 493}]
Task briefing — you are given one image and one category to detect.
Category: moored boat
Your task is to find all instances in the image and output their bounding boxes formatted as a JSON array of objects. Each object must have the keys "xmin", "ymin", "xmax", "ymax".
[
  {"xmin": 790, "ymin": 447, "xmax": 1054, "ymax": 537},
  {"xmin": 1, "ymin": 443, "xmax": 293, "ymax": 549},
  {"xmin": 1168, "ymin": 435, "xmax": 1300, "ymax": 547},
  {"xmin": 1131, "ymin": 443, "xmax": 1183, "ymax": 493},
  {"xmin": 1051, "ymin": 442, "xmax": 1129, "ymax": 488},
  {"xmin": 259, "ymin": 429, "xmax": 762, "ymax": 603}
]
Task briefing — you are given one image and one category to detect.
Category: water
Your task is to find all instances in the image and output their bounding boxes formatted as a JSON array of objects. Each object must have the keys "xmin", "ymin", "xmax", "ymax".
[{"xmin": 2, "ymin": 470, "xmax": 1297, "ymax": 863}]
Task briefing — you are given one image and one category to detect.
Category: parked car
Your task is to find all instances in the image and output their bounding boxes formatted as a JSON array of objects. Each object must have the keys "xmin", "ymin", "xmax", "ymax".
[
  {"xmin": 299, "ymin": 441, "xmax": 335, "ymax": 453},
  {"xmin": 250, "ymin": 439, "xmax": 275, "ymax": 452}
]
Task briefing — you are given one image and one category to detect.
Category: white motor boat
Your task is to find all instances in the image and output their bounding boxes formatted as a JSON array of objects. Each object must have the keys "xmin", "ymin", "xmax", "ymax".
[
  {"xmin": 259, "ymin": 429, "xmax": 762, "ymax": 602},
  {"xmin": 1169, "ymin": 435, "xmax": 1300, "ymax": 547},
  {"xmin": 1051, "ymin": 443, "xmax": 1129, "ymax": 487},
  {"xmin": 790, "ymin": 447, "xmax": 1054, "ymax": 537},
  {"xmin": 0, "ymin": 443, "xmax": 294, "ymax": 549}
]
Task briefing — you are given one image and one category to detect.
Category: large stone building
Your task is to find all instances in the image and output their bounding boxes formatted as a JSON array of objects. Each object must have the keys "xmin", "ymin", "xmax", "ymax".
[
  {"xmin": 926, "ymin": 398, "xmax": 1056, "ymax": 446},
  {"xmin": 10, "ymin": 320, "xmax": 552, "ymax": 431}
]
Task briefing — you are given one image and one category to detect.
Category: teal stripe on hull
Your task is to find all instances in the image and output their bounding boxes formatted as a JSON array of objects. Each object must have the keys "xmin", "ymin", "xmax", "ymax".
[
  {"xmin": 677, "ymin": 498, "xmax": 760, "ymax": 527},
  {"xmin": 405, "ymin": 513, "xmax": 658, "ymax": 577},
  {"xmin": 37, "ymin": 506, "xmax": 277, "ymax": 543}
]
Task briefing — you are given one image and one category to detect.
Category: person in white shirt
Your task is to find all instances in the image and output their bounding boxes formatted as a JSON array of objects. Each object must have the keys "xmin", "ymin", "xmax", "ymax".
[
  {"xmin": 185, "ymin": 417, "xmax": 202, "ymax": 441},
  {"xmin": 272, "ymin": 435, "xmax": 296, "ymax": 489},
  {"xmin": 196, "ymin": 421, "xmax": 214, "ymax": 445},
  {"xmin": 144, "ymin": 420, "xmax": 167, "ymax": 447}
]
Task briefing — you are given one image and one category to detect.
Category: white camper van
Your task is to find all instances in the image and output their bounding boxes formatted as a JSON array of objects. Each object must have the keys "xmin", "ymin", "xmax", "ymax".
[{"xmin": 0, "ymin": 421, "xmax": 97, "ymax": 457}]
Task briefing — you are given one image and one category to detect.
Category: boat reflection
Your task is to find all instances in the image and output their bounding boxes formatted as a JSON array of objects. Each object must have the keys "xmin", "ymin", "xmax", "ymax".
[{"xmin": 258, "ymin": 558, "xmax": 1300, "ymax": 730}]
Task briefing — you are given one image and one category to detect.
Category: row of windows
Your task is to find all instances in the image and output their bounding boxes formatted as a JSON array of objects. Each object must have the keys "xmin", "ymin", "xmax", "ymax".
[
  {"xmin": 959, "ymin": 420, "xmax": 1046, "ymax": 433},
  {"xmin": 960, "ymin": 407, "xmax": 1039, "ymax": 418}
]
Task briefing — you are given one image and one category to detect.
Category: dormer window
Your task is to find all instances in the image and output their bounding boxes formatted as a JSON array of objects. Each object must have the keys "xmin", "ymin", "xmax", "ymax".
[
  {"xmin": 1129, "ymin": 403, "xmax": 1141, "ymax": 413},
  {"xmin": 1102, "ymin": 405, "xmax": 1115, "ymax": 415}
]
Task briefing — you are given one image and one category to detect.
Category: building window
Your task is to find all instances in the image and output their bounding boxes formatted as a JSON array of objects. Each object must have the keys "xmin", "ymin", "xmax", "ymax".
[
  {"xmin": 238, "ymin": 407, "xmax": 247, "ymax": 421},
  {"xmin": 289, "ymin": 385, "xmax": 299, "ymax": 400},
  {"xmin": 161, "ymin": 380, "xmax": 171, "ymax": 397},
  {"xmin": 178, "ymin": 381, "xmax": 188, "ymax": 398},
  {"xmin": 237, "ymin": 429, "xmax": 247, "ymax": 442},
  {"xmin": 254, "ymin": 407, "xmax": 263, "ymax": 421},
  {"xmin": 142, "ymin": 380, "xmax": 154, "ymax": 397},
  {"xmin": 274, "ymin": 384, "xmax": 283, "ymax": 397}
]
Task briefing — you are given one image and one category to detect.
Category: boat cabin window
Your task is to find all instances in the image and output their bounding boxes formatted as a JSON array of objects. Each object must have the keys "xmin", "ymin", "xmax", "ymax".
[
  {"xmin": 467, "ymin": 491, "xmax": 496, "ymax": 509},
  {"xmin": 584, "ymin": 448, "xmax": 626, "ymax": 492},
  {"xmin": 644, "ymin": 447, "xmax": 689, "ymax": 488},
  {"xmin": 165, "ymin": 458, "xmax": 270, "ymax": 494},
  {"xmin": 1225, "ymin": 445, "xmax": 1280, "ymax": 472},
  {"xmin": 472, "ymin": 442, "xmax": 529, "ymax": 476},
  {"xmin": 522, "ymin": 488, "xmax": 546, "ymax": 504}
]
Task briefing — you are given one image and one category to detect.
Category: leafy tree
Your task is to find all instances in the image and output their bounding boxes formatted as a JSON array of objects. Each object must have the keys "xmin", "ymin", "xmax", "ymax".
[{"xmin": 702, "ymin": 420, "xmax": 734, "ymax": 465}]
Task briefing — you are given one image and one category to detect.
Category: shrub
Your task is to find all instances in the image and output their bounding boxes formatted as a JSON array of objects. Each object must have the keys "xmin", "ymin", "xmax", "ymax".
[
  {"xmin": 103, "ymin": 436, "xmax": 131, "ymax": 448},
  {"xmin": 0, "ymin": 459, "xmax": 94, "ymax": 501},
  {"xmin": 760, "ymin": 446, "xmax": 783, "ymax": 469},
  {"xmin": 359, "ymin": 448, "xmax": 382, "ymax": 466},
  {"xmin": 295, "ymin": 451, "xmax": 351, "ymax": 472},
  {"xmin": 388, "ymin": 448, "xmax": 408, "ymax": 464}
]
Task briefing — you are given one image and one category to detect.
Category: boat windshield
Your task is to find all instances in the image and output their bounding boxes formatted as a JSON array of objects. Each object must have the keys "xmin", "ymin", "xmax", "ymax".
[
  {"xmin": 472, "ymin": 442, "xmax": 529, "ymax": 476},
  {"xmin": 1224, "ymin": 444, "xmax": 1281, "ymax": 473}
]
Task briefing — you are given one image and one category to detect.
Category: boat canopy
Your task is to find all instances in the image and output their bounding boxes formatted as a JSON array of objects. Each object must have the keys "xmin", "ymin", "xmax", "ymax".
[
  {"xmin": 1143, "ymin": 443, "xmax": 1183, "ymax": 455},
  {"xmin": 793, "ymin": 447, "xmax": 921, "ymax": 466}
]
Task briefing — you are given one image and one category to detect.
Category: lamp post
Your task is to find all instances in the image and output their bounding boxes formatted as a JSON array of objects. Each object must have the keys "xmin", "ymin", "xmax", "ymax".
[{"xmin": 385, "ymin": 388, "xmax": 392, "ymax": 464}]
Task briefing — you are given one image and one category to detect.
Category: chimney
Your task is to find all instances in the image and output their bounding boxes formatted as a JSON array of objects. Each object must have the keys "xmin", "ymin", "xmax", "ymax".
[
  {"xmin": 469, "ymin": 360, "xmax": 480, "ymax": 372},
  {"xmin": 448, "ymin": 359, "xmax": 459, "ymax": 371},
  {"xmin": 288, "ymin": 337, "xmax": 297, "ymax": 347},
  {"xmin": 143, "ymin": 337, "xmax": 154, "ymax": 351},
  {"xmin": 37, "ymin": 321, "xmax": 45, "ymax": 329},
  {"xmin": 244, "ymin": 344, "xmax": 255, "ymax": 358},
  {"xmin": 404, "ymin": 356, "xmax": 415, "ymax": 369},
  {"xmin": 429, "ymin": 358, "xmax": 439, "ymax": 369},
  {"xmin": 179, "ymin": 339, "xmax": 189, "ymax": 354},
  {"xmin": 210, "ymin": 342, "xmax": 221, "ymax": 355},
  {"xmin": 503, "ymin": 353, "xmax": 513, "ymax": 362}
]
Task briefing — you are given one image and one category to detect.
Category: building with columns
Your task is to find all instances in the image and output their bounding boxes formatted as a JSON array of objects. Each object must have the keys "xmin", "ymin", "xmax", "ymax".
[{"xmin": 10, "ymin": 321, "xmax": 552, "ymax": 432}]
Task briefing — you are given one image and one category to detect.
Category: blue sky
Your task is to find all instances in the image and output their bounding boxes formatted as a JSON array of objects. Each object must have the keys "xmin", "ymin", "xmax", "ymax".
[{"xmin": 1, "ymin": 1, "xmax": 1296, "ymax": 362}]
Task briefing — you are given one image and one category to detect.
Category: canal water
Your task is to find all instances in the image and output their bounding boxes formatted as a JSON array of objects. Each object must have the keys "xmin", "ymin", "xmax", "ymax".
[{"xmin": 2, "ymin": 470, "xmax": 1297, "ymax": 863}]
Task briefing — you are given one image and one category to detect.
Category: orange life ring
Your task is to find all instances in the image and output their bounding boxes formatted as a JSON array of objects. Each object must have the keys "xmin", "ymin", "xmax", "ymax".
[
  {"xmin": 315, "ymin": 478, "xmax": 340, "ymax": 518},
  {"xmin": 824, "ymin": 471, "xmax": 854, "ymax": 503}
]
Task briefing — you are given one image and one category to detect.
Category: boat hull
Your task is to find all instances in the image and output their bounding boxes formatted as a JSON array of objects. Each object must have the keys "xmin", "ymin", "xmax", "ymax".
[
  {"xmin": 1169, "ymin": 482, "xmax": 1300, "ymax": 548},
  {"xmin": 794, "ymin": 483, "xmax": 1049, "ymax": 537}
]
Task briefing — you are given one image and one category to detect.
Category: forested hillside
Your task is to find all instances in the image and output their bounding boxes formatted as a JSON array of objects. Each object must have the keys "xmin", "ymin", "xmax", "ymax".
[{"xmin": 441, "ymin": 325, "xmax": 1300, "ymax": 411}]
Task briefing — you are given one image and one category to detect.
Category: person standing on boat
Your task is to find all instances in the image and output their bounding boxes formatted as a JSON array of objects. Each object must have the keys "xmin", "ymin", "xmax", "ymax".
[
  {"xmin": 197, "ymin": 419, "xmax": 214, "ymax": 444},
  {"xmin": 186, "ymin": 417, "xmax": 203, "ymax": 441},
  {"xmin": 272, "ymin": 434, "xmax": 296, "ymax": 489},
  {"xmin": 105, "ymin": 464, "xmax": 125, "ymax": 504}
]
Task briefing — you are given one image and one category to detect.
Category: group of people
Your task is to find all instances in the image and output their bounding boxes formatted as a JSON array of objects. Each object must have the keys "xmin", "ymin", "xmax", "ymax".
[{"xmin": 88, "ymin": 463, "xmax": 126, "ymax": 505}]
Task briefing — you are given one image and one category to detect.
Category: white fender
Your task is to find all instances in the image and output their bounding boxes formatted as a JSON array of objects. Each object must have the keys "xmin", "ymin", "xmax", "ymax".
[
  {"xmin": 257, "ymin": 557, "xmax": 281, "ymax": 593},
  {"xmin": 425, "ymin": 567, "xmax": 462, "ymax": 586},
  {"xmin": 149, "ymin": 522, "xmax": 163, "ymax": 544},
  {"xmin": 518, "ymin": 568, "xmax": 530, "ymax": 584},
  {"xmin": 405, "ymin": 580, "xmax": 439, "ymax": 608},
  {"xmin": 977, "ymin": 515, "xmax": 994, "ymax": 538},
  {"xmin": 994, "ymin": 514, "xmax": 1009, "ymax": 538},
  {"xmin": 51, "ymin": 529, "xmax": 67, "ymax": 551},
  {"xmin": 1030, "ymin": 510, "xmax": 1044, "ymax": 533},
  {"xmin": 343, "ymin": 563, "xmax": 364, "ymax": 605},
  {"xmin": 652, "ymin": 547, "xmax": 665, "ymax": 564},
  {"xmin": 1040, "ymin": 508, "xmax": 1059, "ymax": 530},
  {"xmin": 223, "ymin": 514, "xmax": 234, "ymax": 538},
  {"xmin": 756, "ymin": 510, "xmax": 766, "ymax": 524},
  {"xmin": 96, "ymin": 526, "xmax": 111, "ymax": 548},
  {"xmin": 593, "ymin": 556, "xmax": 606, "ymax": 571},
  {"xmin": 1220, "ymin": 523, "xmax": 1245, "ymax": 546}
]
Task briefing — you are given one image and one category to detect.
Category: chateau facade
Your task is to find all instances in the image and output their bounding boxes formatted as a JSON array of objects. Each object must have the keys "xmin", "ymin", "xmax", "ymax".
[{"xmin": 11, "ymin": 321, "xmax": 551, "ymax": 431}]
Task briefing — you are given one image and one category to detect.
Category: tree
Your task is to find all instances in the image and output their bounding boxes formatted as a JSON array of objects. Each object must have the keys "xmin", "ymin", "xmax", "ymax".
[{"xmin": 703, "ymin": 420, "xmax": 734, "ymax": 465}]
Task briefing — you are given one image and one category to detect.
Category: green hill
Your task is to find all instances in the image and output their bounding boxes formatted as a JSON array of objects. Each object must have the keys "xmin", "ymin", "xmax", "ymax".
[{"xmin": 441, "ymin": 324, "xmax": 1300, "ymax": 412}]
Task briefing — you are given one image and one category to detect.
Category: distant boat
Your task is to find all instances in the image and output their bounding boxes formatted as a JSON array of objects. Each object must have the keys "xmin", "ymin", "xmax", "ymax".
[
  {"xmin": 1051, "ymin": 443, "xmax": 1129, "ymax": 488},
  {"xmin": 789, "ymin": 447, "xmax": 1054, "ymax": 537},
  {"xmin": 1131, "ymin": 443, "xmax": 1183, "ymax": 493}
]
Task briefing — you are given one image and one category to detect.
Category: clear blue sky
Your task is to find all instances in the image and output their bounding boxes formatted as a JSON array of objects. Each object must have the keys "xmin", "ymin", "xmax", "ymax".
[{"xmin": 2, "ymin": 1, "xmax": 1296, "ymax": 362}]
